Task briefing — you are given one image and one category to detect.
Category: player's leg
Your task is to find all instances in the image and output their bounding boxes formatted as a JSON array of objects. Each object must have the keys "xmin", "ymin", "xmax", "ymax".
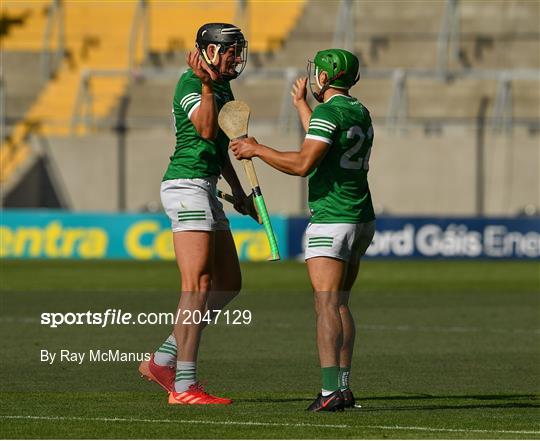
[
  {"xmin": 144, "ymin": 178, "xmax": 232, "ymax": 404},
  {"xmin": 173, "ymin": 230, "xmax": 213, "ymax": 364},
  {"xmin": 152, "ymin": 228, "xmax": 240, "ymax": 376},
  {"xmin": 207, "ymin": 228, "xmax": 241, "ymax": 312},
  {"xmin": 339, "ymin": 265, "xmax": 359, "ymax": 369},
  {"xmin": 144, "ymin": 195, "xmax": 240, "ymax": 374},
  {"xmin": 304, "ymin": 223, "xmax": 355, "ymax": 412},
  {"xmin": 206, "ymin": 193, "xmax": 242, "ymax": 314},
  {"xmin": 141, "ymin": 179, "xmax": 210, "ymax": 391},
  {"xmin": 152, "ymin": 229, "xmax": 240, "ymax": 376},
  {"xmin": 169, "ymin": 229, "xmax": 232, "ymax": 404},
  {"xmin": 338, "ymin": 220, "xmax": 376, "ymax": 407},
  {"xmin": 308, "ymin": 256, "xmax": 346, "ymax": 367},
  {"xmin": 306, "ymin": 256, "xmax": 347, "ymax": 412},
  {"xmin": 337, "ymin": 262, "xmax": 359, "ymax": 407},
  {"xmin": 139, "ymin": 230, "xmax": 212, "ymax": 393},
  {"xmin": 168, "ymin": 178, "xmax": 235, "ymax": 404}
]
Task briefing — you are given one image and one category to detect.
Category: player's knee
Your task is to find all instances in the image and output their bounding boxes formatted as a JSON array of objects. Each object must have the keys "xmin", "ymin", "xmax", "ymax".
[
  {"xmin": 182, "ymin": 273, "xmax": 211, "ymax": 292},
  {"xmin": 314, "ymin": 293, "xmax": 340, "ymax": 315}
]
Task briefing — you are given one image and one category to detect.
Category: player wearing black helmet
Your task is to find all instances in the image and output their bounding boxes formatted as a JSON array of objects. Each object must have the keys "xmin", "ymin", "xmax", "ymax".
[
  {"xmin": 196, "ymin": 23, "xmax": 248, "ymax": 80},
  {"xmin": 139, "ymin": 23, "xmax": 249, "ymax": 406}
]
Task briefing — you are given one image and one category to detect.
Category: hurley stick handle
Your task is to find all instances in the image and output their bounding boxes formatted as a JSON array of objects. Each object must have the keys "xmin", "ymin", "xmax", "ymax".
[
  {"xmin": 219, "ymin": 101, "xmax": 280, "ymax": 260},
  {"xmin": 252, "ymin": 191, "xmax": 281, "ymax": 261},
  {"xmin": 242, "ymin": 159, "xmax": 260, "ymax": 188}
]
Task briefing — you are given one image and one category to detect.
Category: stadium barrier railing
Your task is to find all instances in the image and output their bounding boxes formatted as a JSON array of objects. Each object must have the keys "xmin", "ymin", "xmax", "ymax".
[{"xmin": 69, "ymin": 66, "xmax": 540, "ymax": 134}]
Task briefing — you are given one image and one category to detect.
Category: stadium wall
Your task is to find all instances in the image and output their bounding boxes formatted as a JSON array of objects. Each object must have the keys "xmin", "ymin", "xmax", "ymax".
[
  {"xmin": 1, "ymin": 210, "xmax": 538, "ymax": 260},
  {"xmin": 30, "ymin": 125, "xmax": 540, "ymax": 217}
]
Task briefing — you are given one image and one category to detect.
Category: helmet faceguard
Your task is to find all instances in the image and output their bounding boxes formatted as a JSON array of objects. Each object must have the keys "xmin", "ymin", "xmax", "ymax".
[
  {"xmin": 196, "ymin": 23, "xmax": 248, "ymax": 80},
  {"xmin": 307, "ymin": 49, "xmax": 360, "ymax": 102}
]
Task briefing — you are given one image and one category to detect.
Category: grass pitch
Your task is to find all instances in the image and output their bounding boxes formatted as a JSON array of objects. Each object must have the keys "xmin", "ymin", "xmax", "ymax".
[{"xmin": 0, "ymin": 260, "xmax": 539, "ymax": 439}]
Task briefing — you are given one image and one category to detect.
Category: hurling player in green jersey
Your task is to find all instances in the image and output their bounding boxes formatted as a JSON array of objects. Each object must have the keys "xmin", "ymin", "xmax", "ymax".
[
  {"xmin": 139, "ymin": 23, "xmax": 250, "ymax": 406},
  {"xmin": 231, "ymin": 49, "xmax": 376, "ymax": 412}
]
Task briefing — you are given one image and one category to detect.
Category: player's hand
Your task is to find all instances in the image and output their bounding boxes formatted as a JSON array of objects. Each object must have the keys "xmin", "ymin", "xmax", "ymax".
[
  {"xmin": 186, "ymin": 50, "xmax": 219, "ymax": 84},
  {"xmin": 230, "ymin": 137, "xmax": 259, "ymax": 160},
  {"xmin": 291, "ymin": 77, "xmax": 308, "ymax": 107}
]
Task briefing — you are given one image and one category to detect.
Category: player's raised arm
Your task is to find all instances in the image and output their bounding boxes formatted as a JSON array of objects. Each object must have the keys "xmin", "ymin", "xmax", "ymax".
[
  {"xmin": 185, "ymin": 50, "xmax": 219, "ymax": 139},
  {"xmin": 291, "ymin": 77, "xmax": 312, "ymax": 132},
  {"xmin": 230, "ymin": 136, "xmax": 329, "ymax": 177}
]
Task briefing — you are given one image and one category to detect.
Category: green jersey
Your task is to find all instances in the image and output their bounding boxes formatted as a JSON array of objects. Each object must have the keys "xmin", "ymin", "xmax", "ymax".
[
  {"xmin": 163, "ymin": 69, "xmax": 234, "ymax": 180},
  {"xmin": 306, "ymin": 94, "xmax": 375, "ymax": 224}
]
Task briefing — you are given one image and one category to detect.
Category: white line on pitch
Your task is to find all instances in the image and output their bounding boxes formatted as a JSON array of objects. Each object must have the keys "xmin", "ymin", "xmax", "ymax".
[
  {"xmin": 361, "ymin": 424, "xmax": 540, "ymax": 435},
  {"xmin": 2, "ymin": 415, "xmax": 539, "ymax": 435},
  {"xmin": 0, "ymin": 415, "xmax": 348, "ymax": 429}
]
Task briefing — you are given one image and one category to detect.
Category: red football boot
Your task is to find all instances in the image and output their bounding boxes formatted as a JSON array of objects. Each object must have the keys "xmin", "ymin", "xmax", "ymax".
[
  {"xmin": 139, "ymin": 354, "xmax": 175, "ymax": 392},
  {"xmin": 168, "ymin": 382, "xmax": 232, "ymax": 405}
]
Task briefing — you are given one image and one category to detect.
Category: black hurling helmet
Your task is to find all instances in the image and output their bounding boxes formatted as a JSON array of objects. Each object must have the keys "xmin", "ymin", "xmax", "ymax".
[{"xmin": 195, "ymin": 23, "xmax": 248, "ymax": 80}]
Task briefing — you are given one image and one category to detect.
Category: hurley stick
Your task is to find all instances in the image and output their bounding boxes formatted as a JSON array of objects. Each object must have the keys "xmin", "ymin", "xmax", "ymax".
[
  {"xmin": 216, "ymin": 189, "xmax": 262, "ymax": 224},
  {"xmin": 218, "ymin": 101, "xmax": 280, "ymax": 261}
]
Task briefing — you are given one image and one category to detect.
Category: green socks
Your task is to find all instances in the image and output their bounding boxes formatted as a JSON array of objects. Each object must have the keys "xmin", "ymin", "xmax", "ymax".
[
  {"xmin": 339, "ymin": 366, "xmax": 351, "ymax": 391},
  {"xmin": 321, "ymin": 366, "xmax": 339, "ymax": 395},
  {"xmin": 321, "ymin": 366, "xmax": 351, "ymax": 395}
]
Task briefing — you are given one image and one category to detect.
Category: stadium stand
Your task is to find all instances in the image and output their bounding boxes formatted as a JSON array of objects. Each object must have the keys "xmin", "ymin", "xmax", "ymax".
[
  {"xmin": 148, "ymin": 1, "xmax": 305, "ymax": 54},
  {"xmin": 2, "ymin": 1, "xmax": 137, "ymax": 133},
  {"xmin": 2, "ymin": 52, "xmax": 49, "ymax": 135},
  {"xmin": 125, "ymin": 0, "xmax": 540, "ymax": 125},
  {"xmin": 1, "ymin": 0, "xmax": 538, "ymax": 216},
  {"xmin": 0, "ymin": 0, "xmax": 50, "ymax": 51},
  {"xmin": 0, "ymin": 0, "xmax": 306, "ymax": 185},
  {"xmin": 353, "ymin": 0, "xmax": 539, "ymax": 70},
  {"xmin": 458, "ymin": 0, "xmax": 539, "ymax": 69},
  {"xmin": 0, "ymin": 1, "xmax": 138, "ymax": 187}
]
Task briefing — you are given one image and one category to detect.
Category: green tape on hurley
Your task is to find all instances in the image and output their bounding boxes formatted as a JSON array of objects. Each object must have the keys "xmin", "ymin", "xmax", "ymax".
[{"xmin": 253, "ymin": 189, "xmax": 280, "ymax": 261}]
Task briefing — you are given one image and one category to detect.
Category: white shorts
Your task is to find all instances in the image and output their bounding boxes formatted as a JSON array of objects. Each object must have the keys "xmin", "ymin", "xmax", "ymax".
[
  {"xmin": 160, "ymin": 176, "xmax": 230, "ymax": 232},
  {"xmin": 304, "ymin": 221, "xmax": 376, "ymax": 263}
]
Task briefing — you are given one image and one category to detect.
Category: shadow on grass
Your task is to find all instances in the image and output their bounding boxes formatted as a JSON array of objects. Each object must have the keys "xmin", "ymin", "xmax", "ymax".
[
  {"xmin": 241, "ymin": 393, "xmax": 539, "ymax": 410},
  {"xmin": 241, "ymin": 397, "xmax": 312, "ymax": 403},
  {"xmin": 361, "ymin": 393, "xmax": 538, "ymax": 401},
  {"xmin": 357, "ymin": 402, "xmax": 539, "ymax": 412},
  {"xmin": 353, "ymin": 393, "xmax": 540, "ymax": 412}
]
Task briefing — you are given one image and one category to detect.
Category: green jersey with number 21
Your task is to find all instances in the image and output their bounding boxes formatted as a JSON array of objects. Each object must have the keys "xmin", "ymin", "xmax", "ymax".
[{"xmin": 306, "ymin": 94, "xmax": 375, "ymax": 224}]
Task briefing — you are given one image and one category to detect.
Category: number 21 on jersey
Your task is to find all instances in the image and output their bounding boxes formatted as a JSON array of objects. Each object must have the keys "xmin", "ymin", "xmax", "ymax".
[{"xmin": 340, "ymin": 125, "xmax": 374, "ymax": 171}]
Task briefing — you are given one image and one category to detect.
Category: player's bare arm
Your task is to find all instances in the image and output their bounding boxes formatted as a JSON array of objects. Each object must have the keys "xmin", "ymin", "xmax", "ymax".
[
  {"xmin": 186, "ymin": 50, "xmax": 219, "ymax": 139},
  {"xmin": 291, "ymin": 77, "xmax": 312, "ymax": 131},
  {"xmin": 230, "ymin": 137, "xmax": 329, "ymax": 177}
]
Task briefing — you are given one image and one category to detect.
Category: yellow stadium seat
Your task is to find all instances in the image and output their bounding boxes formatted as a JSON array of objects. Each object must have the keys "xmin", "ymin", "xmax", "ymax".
[
  {"xmin": 147, "ymin": 0, "xmax": 306, "ymax": 53},
  {"xmin": 1, "ymin": 1, "xmax": 137, "ymax": 181},
  {"xmin": 0, "ymin": 0, "xmax": 306, "ymax": 182}
]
